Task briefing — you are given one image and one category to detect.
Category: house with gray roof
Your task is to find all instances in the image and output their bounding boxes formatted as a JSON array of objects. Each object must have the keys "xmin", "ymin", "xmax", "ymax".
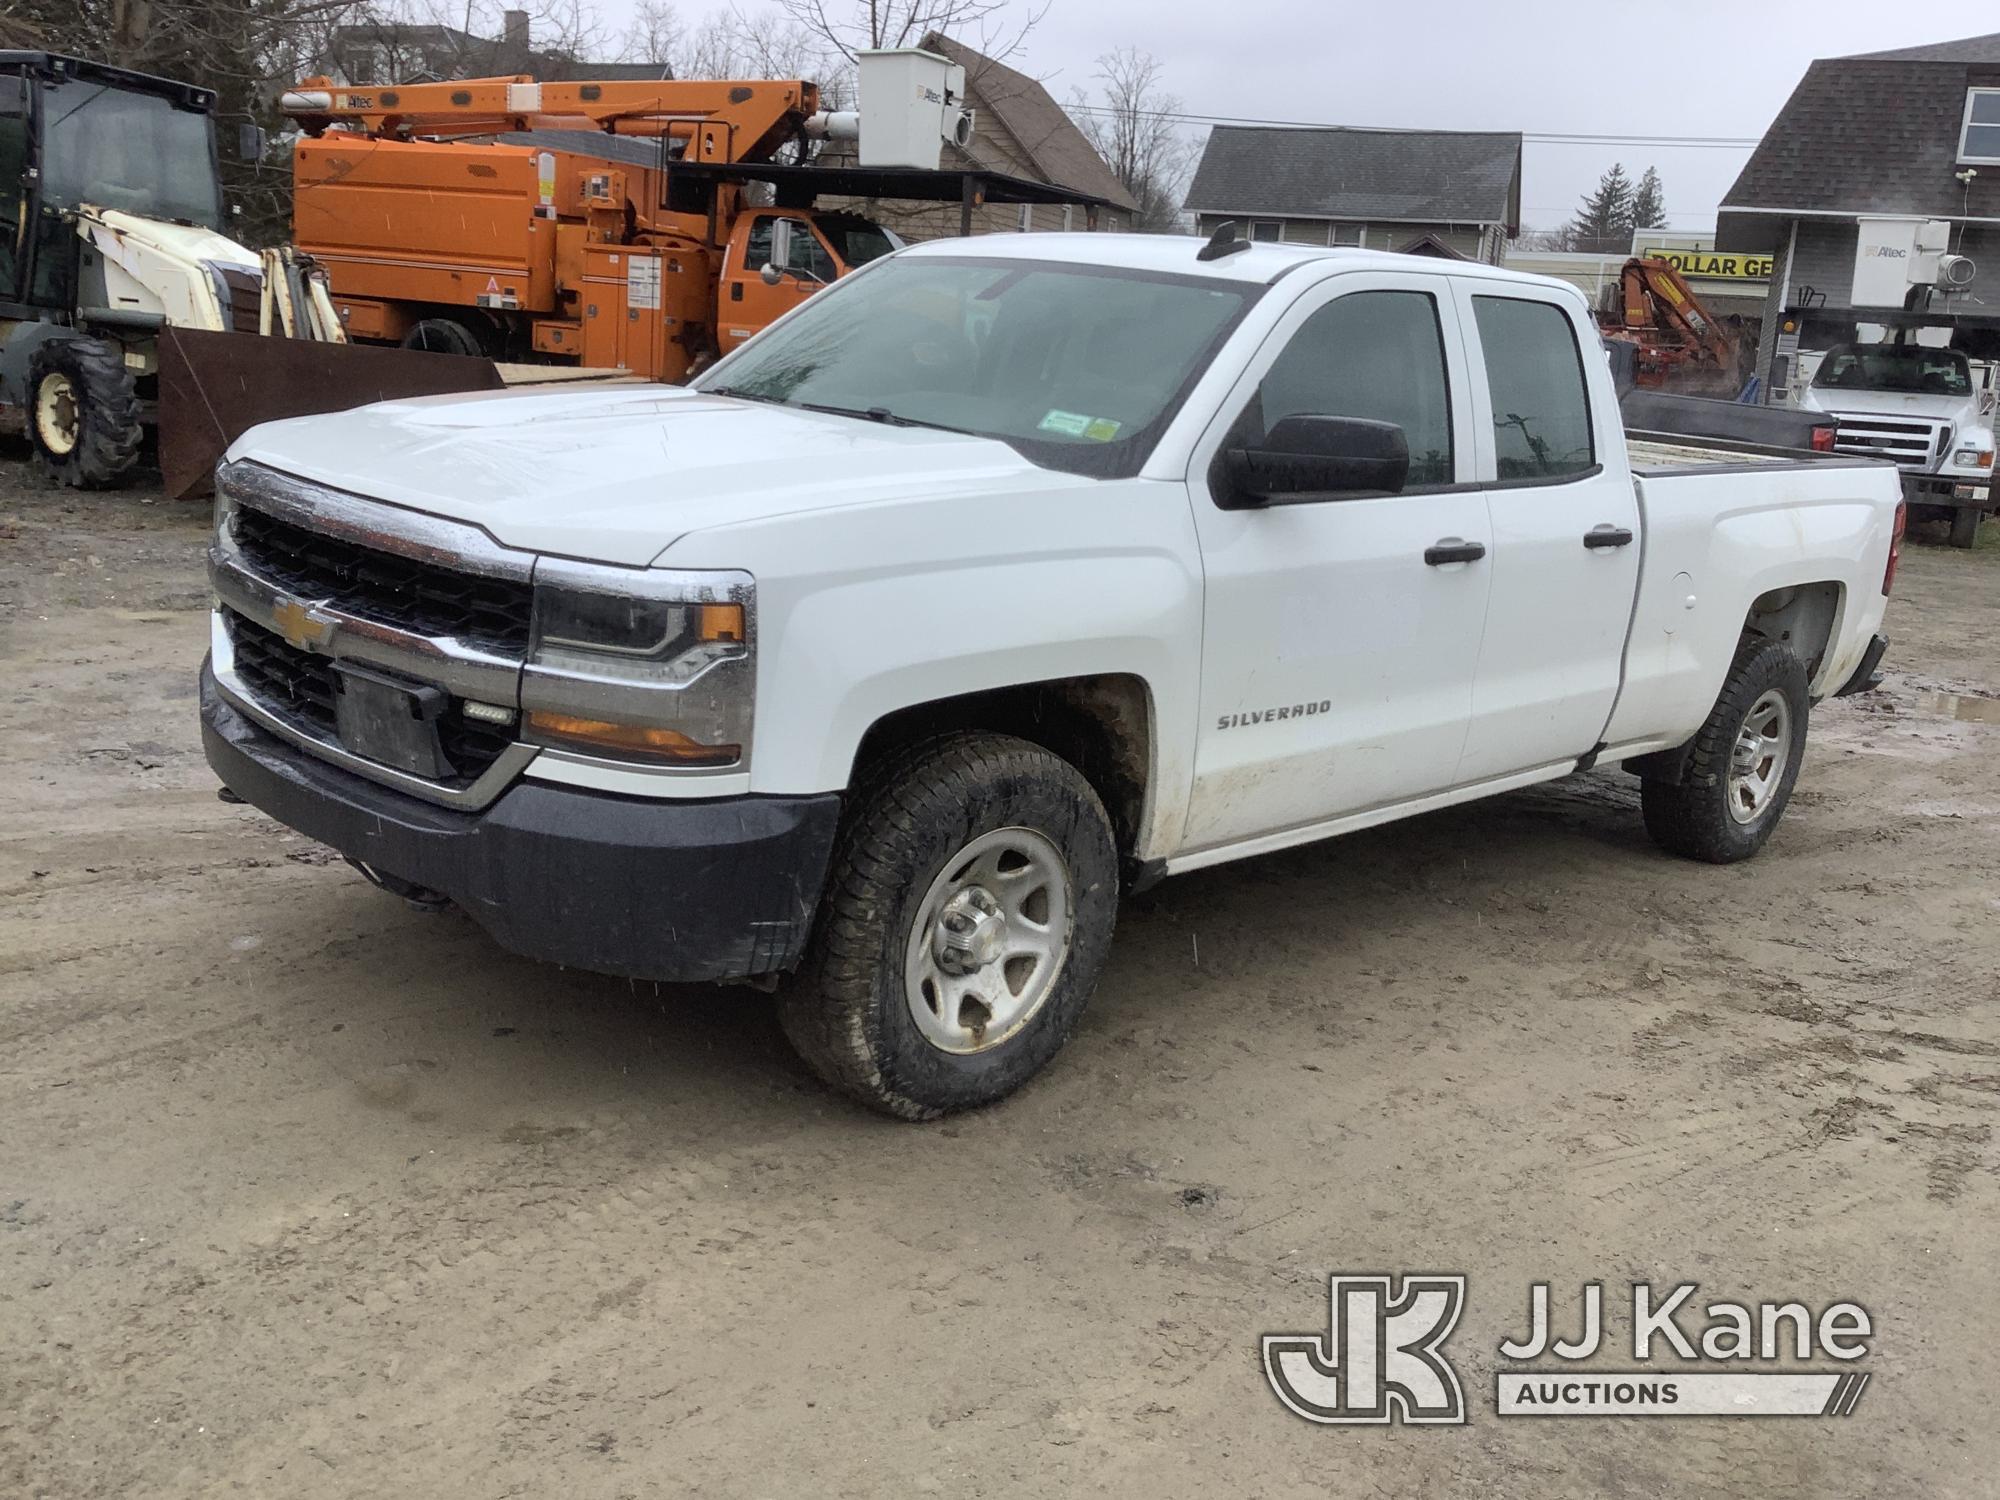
[
  {"xmin": 1719, "ymin": 31, "xmax": 2000, "ymax": 397},
  {"xmin": 1182, "ymin": 124, "xmax": 1523, "ymax": 264}
]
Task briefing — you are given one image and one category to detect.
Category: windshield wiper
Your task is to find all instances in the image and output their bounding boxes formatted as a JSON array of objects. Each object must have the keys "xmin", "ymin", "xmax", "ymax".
[
  {"xmin": 797, "ymin": 402, "xmax": 968, "ymax": 434},
  {"xmin": 702, "ymin": 385, "xmax": 783, "ymax": 405}
]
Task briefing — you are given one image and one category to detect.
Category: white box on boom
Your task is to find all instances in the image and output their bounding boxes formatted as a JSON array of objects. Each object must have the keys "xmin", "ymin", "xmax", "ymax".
[{"xmin": 856, "ymin": 48, "xmax": 972, "ymax": 170}]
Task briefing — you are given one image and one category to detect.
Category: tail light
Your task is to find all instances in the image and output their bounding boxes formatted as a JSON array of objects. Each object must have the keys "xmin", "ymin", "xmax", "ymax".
[
  {"xmin": 1883, "ymin": 500, "xmax": 1907, "ymax": 596},
  {"xmin": 1811, "ymin": 425, "xmax": 1837, "ymax": 453}
]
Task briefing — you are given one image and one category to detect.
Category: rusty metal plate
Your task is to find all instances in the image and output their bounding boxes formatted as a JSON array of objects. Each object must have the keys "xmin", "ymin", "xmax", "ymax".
[{"xmin": 158, "ymin": 328, "xmax": 505, "ymax": 501}]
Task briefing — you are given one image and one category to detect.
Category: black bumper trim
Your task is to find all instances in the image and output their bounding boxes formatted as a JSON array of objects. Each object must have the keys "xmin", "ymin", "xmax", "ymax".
[
  {"xmin": 1834, "ymin": 633, "xmax": 1889, "ymax": 698},
  {"xmin": 201, "ymin": 663, "xmax": 841, "ymax": 983}
]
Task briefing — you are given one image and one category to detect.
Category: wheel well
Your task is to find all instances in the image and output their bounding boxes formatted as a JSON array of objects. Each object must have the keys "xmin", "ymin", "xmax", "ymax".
[
  {"xmin": 851, "ymin": 675, "xmax": 1153, "ymax": 856},
  {"xmin": 1742, "ymin": 581, "xmax": 1842, "ymax": 685}
]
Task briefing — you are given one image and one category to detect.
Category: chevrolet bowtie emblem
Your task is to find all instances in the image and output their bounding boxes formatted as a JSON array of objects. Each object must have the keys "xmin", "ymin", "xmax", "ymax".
[{"xmin": 272, "ymin": 598, "xmax": 337, "ymax": 651}]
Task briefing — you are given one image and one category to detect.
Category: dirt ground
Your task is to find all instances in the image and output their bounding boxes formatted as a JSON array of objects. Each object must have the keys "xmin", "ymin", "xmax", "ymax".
[{"xmin": 2, "ymin": 450, "xmax": 1996, "ymax": 1499}]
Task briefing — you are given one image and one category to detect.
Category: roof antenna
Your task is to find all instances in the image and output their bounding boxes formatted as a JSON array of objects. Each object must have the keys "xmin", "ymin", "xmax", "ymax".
[{"xmin": 1197, "ymin": 221, "xmax": 1251, "ymax": 262}]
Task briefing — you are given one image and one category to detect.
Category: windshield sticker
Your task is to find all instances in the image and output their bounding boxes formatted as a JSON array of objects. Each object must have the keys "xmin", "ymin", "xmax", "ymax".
[{"xmin": 1039, "ymin": 410, "xmax": 1122, "ymax": 441}]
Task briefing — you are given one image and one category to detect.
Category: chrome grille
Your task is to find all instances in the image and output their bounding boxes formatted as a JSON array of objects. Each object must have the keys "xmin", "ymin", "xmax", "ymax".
[
  {"xmin": 231, "ymin": 504, "xmax": 534, "ymax": 654},
  {"xmin": 1830, "ymin": 414, "xmax": 1951, "ymax": 471}
]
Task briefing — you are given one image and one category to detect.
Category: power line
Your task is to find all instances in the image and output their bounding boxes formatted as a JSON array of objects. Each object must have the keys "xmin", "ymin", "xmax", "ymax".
[{"xmin": 1064, "ymin": 101, "xmax": 1761, "ymax": 150}]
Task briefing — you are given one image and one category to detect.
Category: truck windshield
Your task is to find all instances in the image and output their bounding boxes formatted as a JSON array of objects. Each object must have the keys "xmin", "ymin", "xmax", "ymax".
[
  {"xmin": 39, "ymin": 81, "xmax": 223, "ymax": 229},
  {"xmin": 695, "ymin": 255, "xmax": 1256, "ymax": 477},
  {"xmin": 1814, "ymin": 345, "xmax": 1972, "ymax": 398}
]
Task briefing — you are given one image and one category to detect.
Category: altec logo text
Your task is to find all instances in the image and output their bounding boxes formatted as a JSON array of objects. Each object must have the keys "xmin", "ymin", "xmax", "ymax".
[{"xmin": 1264, "ymin": 1277, "xmax": 1873, "ymax": 1425}]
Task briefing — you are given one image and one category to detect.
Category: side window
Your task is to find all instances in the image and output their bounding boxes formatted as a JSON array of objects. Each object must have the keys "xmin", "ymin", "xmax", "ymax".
[
  {"xmin": 786, "ymin": 221, "xmax": 835, "ymax": 282},
  {"xmin": 1248, "ymin": 289, "xmax": 1455, "ymax": 487},
  {"xmin": 1471, "ymin": 296, "xmax": 1596, "ymax": 480},
  {"xmin": 0, "ymin": 82, "xmax": 25, "ymax": 297},
  {"xmin": 744, "ymin": 216, "xmax": 773, "ymax": 271}
]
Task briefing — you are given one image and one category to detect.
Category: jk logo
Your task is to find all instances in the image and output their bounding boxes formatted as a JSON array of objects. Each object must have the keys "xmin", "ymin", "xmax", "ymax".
[{"xmin": 1263, "ymin": 1274, "xmax": 1467, "ymax": 1425}]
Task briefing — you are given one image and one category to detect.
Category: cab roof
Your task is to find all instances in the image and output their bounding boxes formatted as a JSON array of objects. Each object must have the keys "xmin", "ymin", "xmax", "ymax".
[
  {"xmin": 0, "ymin": 51, "xmax": 217, "ymax": 111},
  {"xmin": 900, "ymin": 230, "xmax": 1576, "ymax": 296}
]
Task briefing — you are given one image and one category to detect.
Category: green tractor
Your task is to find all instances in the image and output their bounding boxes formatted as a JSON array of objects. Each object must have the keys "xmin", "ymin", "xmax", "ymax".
[{"xmin": 0, "ymin": 50, "xmax": 268, "ymax": 487}]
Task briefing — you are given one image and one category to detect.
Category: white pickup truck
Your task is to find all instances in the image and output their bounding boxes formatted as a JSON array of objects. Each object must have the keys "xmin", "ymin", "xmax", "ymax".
[{"xmin": 201, "ymin": 232, "xmax": 1904, "ymax": 1118}]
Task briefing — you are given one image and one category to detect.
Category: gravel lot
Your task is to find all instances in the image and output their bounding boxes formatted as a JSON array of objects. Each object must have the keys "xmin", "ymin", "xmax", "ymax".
[{"xmin": 3, "ymin": 450, "xmax": 1997, "ymax": 1498}]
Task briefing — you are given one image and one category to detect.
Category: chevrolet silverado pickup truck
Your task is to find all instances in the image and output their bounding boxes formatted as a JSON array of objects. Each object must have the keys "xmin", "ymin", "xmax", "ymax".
[{"xmin": 201, "ymin": 231, "xmax": 1905, "ymax": 1118}]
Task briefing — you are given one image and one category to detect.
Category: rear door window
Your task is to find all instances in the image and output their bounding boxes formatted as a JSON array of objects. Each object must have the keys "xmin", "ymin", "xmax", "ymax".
[{"xmin": 1471, "ymin": 296, "xmax": 1596, "ymax": 480}]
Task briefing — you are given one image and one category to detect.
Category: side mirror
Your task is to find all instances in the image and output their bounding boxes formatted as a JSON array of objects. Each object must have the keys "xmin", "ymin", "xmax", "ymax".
[
  {"xmin": 759, "ymin": 262, "xmax": 783, "ymax": 286},
  {"xmin": 1217, "ymin": 415, "xmax": 1410, "ymax": 508},
  {"xmin": 237, "ymin": 123, "xmax": 268, "ymax": 162},
  {"xmin": 769, "ymin": 217, "xmax": 793, "ymax": 271}
]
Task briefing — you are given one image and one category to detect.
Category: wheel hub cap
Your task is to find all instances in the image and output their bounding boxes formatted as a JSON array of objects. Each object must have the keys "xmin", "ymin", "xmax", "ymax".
[
  {"xmin": 904, "ymin": 827, "xmax": 1074, "ymax": 1055},
  {"xmin": 35, "ymin": 372, "xmax": 80, "ymax": 457},
  {"xmin": 1727, "ymin": 688, "xmax": 1792, "ymax": 825},
  {"xmin": 932, "ymin": 888, "xmax": 1007, "ymax": 974}
]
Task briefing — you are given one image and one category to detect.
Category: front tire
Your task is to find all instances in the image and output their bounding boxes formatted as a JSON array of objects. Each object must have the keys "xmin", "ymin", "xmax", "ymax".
[
  {"xmin": 779, "ymin": 733, "xmax": 1120, "ymax": 1119},
  {"xmin": 27, "ymin": 337, "xmax": 143, "ymax": 489},
  {"xmin": 1640, "ymin": 639, "xmax": 1810, "ymax": 863}
]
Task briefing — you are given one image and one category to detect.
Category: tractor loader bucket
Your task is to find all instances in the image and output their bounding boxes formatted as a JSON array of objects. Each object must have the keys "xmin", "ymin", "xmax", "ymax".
[{"xmin": 158, "ymin": 327, "xmax": 505, "ymax": 501}]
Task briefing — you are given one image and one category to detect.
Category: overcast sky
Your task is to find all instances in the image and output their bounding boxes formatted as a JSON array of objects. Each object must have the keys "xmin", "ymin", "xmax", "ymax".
[{"xmin": 591, "ymin": 0, "xmax": 1999, "ymax": 236}]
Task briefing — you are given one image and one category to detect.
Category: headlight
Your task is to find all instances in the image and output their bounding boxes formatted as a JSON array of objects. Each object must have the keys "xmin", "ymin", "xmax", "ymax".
[
  {"xmin": 521, "ymin": 566, "xmax": 754, "ymax": 768},
  {"xmin": 1951, "ymin": 446, "xmax": 1994, "ymax": 470}
]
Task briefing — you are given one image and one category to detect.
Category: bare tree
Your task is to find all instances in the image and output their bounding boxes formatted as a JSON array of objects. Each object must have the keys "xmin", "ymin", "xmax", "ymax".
[
  {"xmin": 770, "ymin": 0, "xmax": 1043, "ymax": 64},
  {"xmin": 1068, "ymin": 48, "xmax": 1194, "ymax": 233}
]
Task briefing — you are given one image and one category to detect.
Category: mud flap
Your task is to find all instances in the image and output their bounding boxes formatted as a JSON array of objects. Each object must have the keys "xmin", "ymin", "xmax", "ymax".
[{"xmin": 158, "ymin": 327, "xmax": 505, "ymax": 501}]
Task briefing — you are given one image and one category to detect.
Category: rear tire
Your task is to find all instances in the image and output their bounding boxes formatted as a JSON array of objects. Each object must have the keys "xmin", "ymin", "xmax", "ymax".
[
  {"xmin": 400, "ymin": 318, "xmax": 485, "ymax": 357},
  {"xmin": 779, "ymin": 733, "xmax": 1120, "ymax": 1120},
  {"xmin": 1640, "ymin": 639, "xmax": 1809, "ymax": 863},
  {"xmin": 27, "ymin": 337, "xmax": 143, "ymax": 489}
]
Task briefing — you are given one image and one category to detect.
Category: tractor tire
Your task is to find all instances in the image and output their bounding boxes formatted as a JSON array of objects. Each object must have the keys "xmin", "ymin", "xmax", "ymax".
[
  {"xmin": 1640, "ymin": 639, "xmax": 1810, "ymax": 864},
  {"xmin": 26, "ymin": 337, "xmax": 143, "ymax": 490},
  {"xmin": 779, "ymin": 732, "xmax": 1120, "ymax": 1120},
  {"xmin": 400, "ymin": 318, "xmax": 485, "ymax": 357}
]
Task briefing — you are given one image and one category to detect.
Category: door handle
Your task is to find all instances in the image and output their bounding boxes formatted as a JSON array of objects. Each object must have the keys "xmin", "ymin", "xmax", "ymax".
[
  {"xmin": 1424, "ymin": 538, "xmax": 1487, "ymax": 566},
  {"xmin": 1584, "ymin": 524, "xmax": 1635, "ymax": 550}
]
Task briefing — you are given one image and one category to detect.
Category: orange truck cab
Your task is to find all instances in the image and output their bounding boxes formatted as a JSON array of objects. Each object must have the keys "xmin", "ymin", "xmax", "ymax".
[{"xmin": 717, "ymin": 210, "xmax": 898, "ymax": 354}]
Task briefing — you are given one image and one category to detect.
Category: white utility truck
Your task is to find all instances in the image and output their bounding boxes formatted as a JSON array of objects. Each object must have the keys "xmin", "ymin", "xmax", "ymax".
[
  {"xmin": 201, "ymin": 231, "xmax": 1905, "ymax": 1118},
  {"xmin": 1797, "ymin": 341, "xmax": 1995, "ymax": 546}
]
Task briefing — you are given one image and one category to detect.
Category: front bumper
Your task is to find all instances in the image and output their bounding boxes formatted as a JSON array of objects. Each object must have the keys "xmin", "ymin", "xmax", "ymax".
[{"xmin": 201, "ymin": 663, "xmax": 840, "ymax": 983}]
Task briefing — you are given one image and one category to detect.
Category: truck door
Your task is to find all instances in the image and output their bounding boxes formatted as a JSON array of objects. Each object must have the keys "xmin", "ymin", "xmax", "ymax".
[
  {"xmin": 1446, "ymin": 282, "xmax": 1643, "ymax": 783},
  {"xmin": 718, "ymin": 212, "xmax": 837, "ymax": 351},
  {"xmin": 1180, "ymin": 271, "xmax": 1492, "ymax": 854}
]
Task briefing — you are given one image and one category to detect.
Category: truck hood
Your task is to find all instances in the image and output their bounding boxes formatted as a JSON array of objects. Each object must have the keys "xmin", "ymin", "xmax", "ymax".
[
  {"xmin": 227, "ymin": 384, "xmax": 1071, "ymax": 565},
  {"xmin": 1798, "ymin": 385, "xmax": 1980, "ymax": 422}
]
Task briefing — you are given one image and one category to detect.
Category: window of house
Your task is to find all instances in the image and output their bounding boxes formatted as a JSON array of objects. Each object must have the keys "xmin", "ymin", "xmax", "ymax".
[
  {"xmin": 1331, "ymin": 224, "xmax": 1365, "ymax": 247},
  {"xmin": 1249, "ymin": 220, "xmax": 1281, "ymax": 241},
  {"xmin": 1244, "ymin": 290, "xmax": 1455, "ymax": 488},
  {"xmin": 1471, "ymin": 296, "xmax": 1595, "ymax": 480},
  {"xmin": 1961, "ymin": 89, "xmax": 2000, "ymax": 164}
]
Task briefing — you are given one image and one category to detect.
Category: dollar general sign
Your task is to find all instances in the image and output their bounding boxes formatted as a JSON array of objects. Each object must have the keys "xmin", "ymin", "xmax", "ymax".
[{"xmin": 1649, "ymin": 250, "xmax": 1773, "ymax": 279}]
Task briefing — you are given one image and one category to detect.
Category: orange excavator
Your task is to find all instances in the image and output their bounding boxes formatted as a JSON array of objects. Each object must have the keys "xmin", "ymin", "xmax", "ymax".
[{"xmin": 1600, "ymin": 256, "xmax": 1745, "ymax": 394}]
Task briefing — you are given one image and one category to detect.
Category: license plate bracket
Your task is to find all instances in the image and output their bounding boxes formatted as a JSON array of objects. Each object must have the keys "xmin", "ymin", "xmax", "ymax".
[{"xmin": 333, "ymin": 664, "xmax": 454, "ymax": 779}]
